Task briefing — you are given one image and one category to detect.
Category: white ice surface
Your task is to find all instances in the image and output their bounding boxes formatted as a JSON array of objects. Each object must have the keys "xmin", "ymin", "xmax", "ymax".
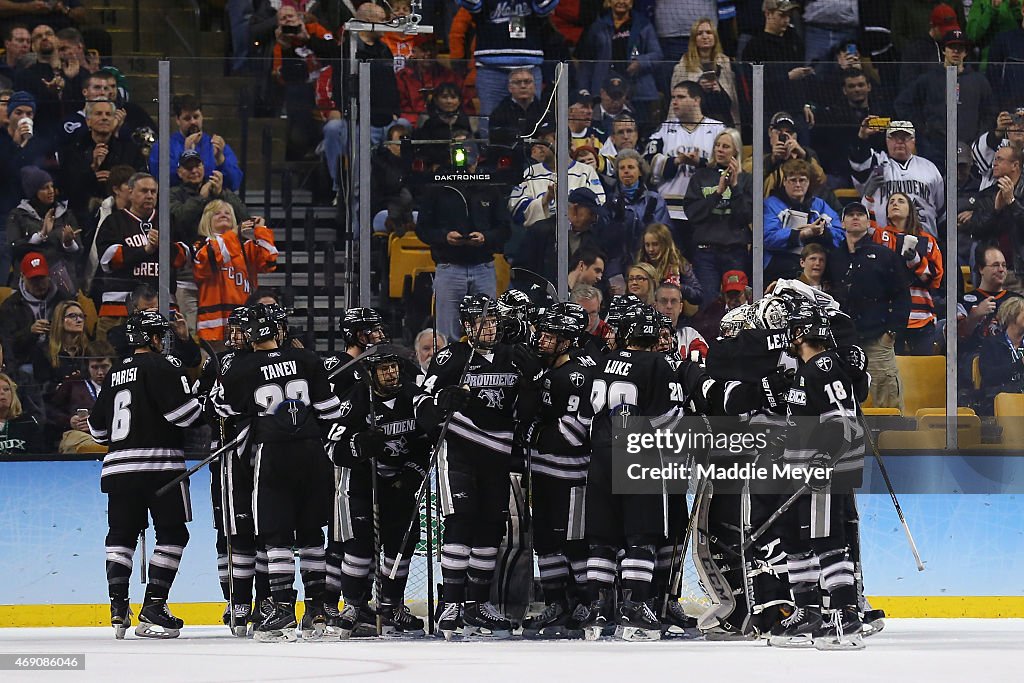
[{"xmin": 0, "ymin": 619, "xmax": 1021, "ymax": 682}]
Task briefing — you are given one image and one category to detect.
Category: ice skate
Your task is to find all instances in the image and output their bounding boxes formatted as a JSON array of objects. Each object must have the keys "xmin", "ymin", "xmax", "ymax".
[
  {"xmin": 522, "ymin": 601, "xmax": 571, "ymax": 639},
  {"xmin": 379, "ymin": 602, "xmax": 425, "ymax": 638},
  {"xmin": 300, "ymin": 600, "xmax": 327, "ymax": 640},
  {"xmin": 578, "ymin": 594, "xmax": 610, "ymax": 642},
  {"xmin": 322, "ymin": 602, "xmax": 344, "ymax": 637},
  {"xmin": 350, "ymin": 604, "xmax": 381, "ymax": 638},
  {"xmin": 862, "ymin": 607, "xmax": 886, "ymax": 637},
  {"xmin": 337, "ymin": 601, "xmax": 374, "ymax": 639},
  {"xmin": 254, "ymin": 600, "xmax": 297, "ymax": 642},
  {"xmin": 135, "ymin": 598, "xmax": 183, "ymax": 639},
  {"xmin": 222, "ymin": 601, "xmax": 252, "ymax": 638},
  {"xmin": 437, "ymin": 602, "xmax": 464, "ymax": 641},
  {"xmin": 659, "ymin": 599, "xmax": 700, "ymax": 639},
  {"xmin": 815, "ymin": 606, "xmax": 865, "ymax": 650},
  {"xmin": 110, "ymin": 598, "xmax": 132, "ymax": 640},
  {"xmin": 768, "ymin": 605, "xmax": 822, "ymax": 648},
  {"xmin": 615, "ymin": 592, "xmax": 661, "ymax": 642},
  {"xmin": 463, "ymin": 601, "xmax": 512, "ymax": 639}
]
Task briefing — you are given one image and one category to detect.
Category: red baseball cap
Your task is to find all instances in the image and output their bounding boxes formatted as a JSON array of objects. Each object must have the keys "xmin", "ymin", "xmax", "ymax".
[
  {"xmin": 930, "ymin": 4, "xmax": 959, "ymax": 30},
  {"xmin": 21, "ymin": 252, "xmax": 49, "ymax": 278},
  {"xmin": 721, "ymin": 270, "xmax": 748, "ymax": 294}
]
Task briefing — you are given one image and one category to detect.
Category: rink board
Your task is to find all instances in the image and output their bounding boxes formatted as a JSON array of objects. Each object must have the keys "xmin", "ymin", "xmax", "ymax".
[{"xmin": 1, "ymin": 460, "xmax": 1023, "ymax": 623}]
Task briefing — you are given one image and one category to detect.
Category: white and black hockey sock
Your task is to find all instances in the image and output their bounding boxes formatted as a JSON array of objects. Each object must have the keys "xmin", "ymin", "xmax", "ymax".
[
  {"xmin": 620, "ymin": 545, "xmax": 656, "ymax": 602},
  {"xmin": 441, "ymin": 542, "xmax": 470, "ymax": 603},
  {"xmin": 466, "ymin": 546, "xmax": 498, "ymax": 602}
]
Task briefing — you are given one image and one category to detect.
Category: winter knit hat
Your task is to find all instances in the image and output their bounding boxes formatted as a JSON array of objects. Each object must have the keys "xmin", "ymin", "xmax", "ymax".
[
  {"xmin": 7, "ymin": 90, "xmax": 36, "ymax": 115},
  {"xmin": 21, "ymin": 166, "xmax": 53, "ymax": 198}
]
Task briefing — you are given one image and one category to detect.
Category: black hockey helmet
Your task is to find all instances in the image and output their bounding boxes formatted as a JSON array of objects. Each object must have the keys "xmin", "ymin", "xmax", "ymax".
[
  {"xmin": 788, "ymin": 301, "xmax": 832, "ymax": 346},
  {"xmin": 547, "ymin": 301, "xmax": 588, "ymax": 340},
  {"xmin": 241, "ymin": 303, "xmax": 277, "ymax": 344},
  {"xmin": 533, "ymin": 309, "xmax": 581, "ymax": 359},
  {"xmin": 362, "ymin": 349, "xmax": 402, "ymax": 398},
  {"xmin": 125, "ymin": 310, "xmax": 169, "ymax": 349},
  {"xmin": 339, "ymin": 307, "xmax": 388, "ymax": 347},
  {"xmin": 497, "ymin": 289, "xmax": 535, "ymax": 343},
  {"xmin": 266, "ymin": 303, "xmax": 290, "ymax": 335},
  {"xmin": 460, "ymin": 293, "xmax": 501, "ymax": 348},
  {"xmin": 618, "ymin": 306, "xmax": 660, "ymax": 348},
  {"xmin": 226, "ymin": 305, "xmax": 249, "ymax": 349}
]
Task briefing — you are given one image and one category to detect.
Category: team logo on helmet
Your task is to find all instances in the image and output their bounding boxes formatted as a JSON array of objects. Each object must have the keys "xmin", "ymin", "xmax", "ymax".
[
  {"xmin": 339, "ymin": 400, "xmax": 352, "ymax": 417},
  {"xmin": 569, "ymin": 371, "xmax": 585, "ymax": 388},
  {"xmin": 435, "ymin": 348, "xmax": 453, "ymax": 365},
  {"xmin": 816, "ymin": 356, "xmax": 833, "ymax": 372}
]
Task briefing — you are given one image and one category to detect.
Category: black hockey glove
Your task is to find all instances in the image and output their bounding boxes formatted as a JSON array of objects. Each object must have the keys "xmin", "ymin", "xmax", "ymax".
[
  {"xmin": 512, "ymin": 420, "xmax": 538, "ymax": 469},
  {"xmin": 761, "ymin": 368, "xmax": 794, "ymax": 412},
  {"xmin": 806, "ymin": 452, "xmax": 835, "ymax": 491},
  {"xmin": 392, "ymin": 461, "xmax": 427, "ymax": 492},
  {"xmin": 351, "ymin": 428, "xmax": 388, "ymax": 462},
  {"xmin": 437, "ymin": 385, "xmax": 473, "ymax": 414},
  {"xmin": 764, "ymin": 430, "xmax": 788, "ymax": 463},
  {"xmin": 841, "ymin": 345, "xmax": 868, "ymax": 375}
]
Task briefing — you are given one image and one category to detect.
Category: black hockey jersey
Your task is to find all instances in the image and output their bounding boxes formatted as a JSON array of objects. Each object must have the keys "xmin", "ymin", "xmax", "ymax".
[
  {"xmin": 532, "ymin": 352, "xmax": 596, "ymax": 482},
  {"xmin": 670, "ymin": 357, "xmax": 764, "ymax": 417},
  {"xmin": 323, "ymin": 350, "xmax": 423, "ymax": 401},
  {"xmin": 783, "ymin": 349, "xmax": 865, "ymax": 488},
  {"xmin": 214, "ymin": 346, "xmax": 343, "ymax": 445},
  {"xmin": 88, "ymin": 351, "xmax": 203, "ymax": 492},
  {"xmin": 332, "ymin": 382, "xmax": 431, "ymax": 479},
  {"xmin": 591, "ymin": 349, "xmax": 685, "ymax": 446},
  {"xmin": 417, "ymin": 341, "xmax": 529, "ymax": 457}
]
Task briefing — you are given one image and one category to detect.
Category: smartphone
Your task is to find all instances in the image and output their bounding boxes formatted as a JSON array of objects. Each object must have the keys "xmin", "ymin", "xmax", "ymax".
[
  {"xmin": 846, "ymin": 44, "xmax": 857, "ymax": 56},
  {"xmin": 699, "ymin": 70, "xmax": 717, "ymax": 81},
  {"xmin": 867, "ymin": 116, "xmax": 891, "ymax": 129},
  {"xmin": 281, "ymin": 24, "xmax": 300, "ymax": 34},
  {"xmin": 75, "ymin": 408, "xmax": 90, "ymax": 418}
]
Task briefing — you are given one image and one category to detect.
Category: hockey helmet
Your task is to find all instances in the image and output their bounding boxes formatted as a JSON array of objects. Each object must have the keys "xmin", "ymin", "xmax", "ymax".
[
  {"xmin": 241, "ymin": 303, "xmax": 277, "ymax": 344},
  {"xmin": 752, "ymin": 296, "xmax": 790, "ymax": 331},
  {"xmin": 617, "ymin": 306, "xmax": 660, "ymax": 348},
  {"xmin": 788, "ymin": 301, "xmax": 832, "ymax": 346},
  {"xmin": 497, "ymin": 289, "xmax": 535, "ymax": 344},
  {"xmin": 339, "ymin": 307, "xmax": 389, "ymax": 347},
  {"xmin": 362, "ymin": 350, "xmax": 402, "ymax": 398},
  {"xmin": 460, "ymin": 294, "xmax": 500, "ymax": 348},
  {"xmin": 547, "ymin": 301, "xmax": 588, "ymax": 340},
  {"xmin": 719, "ymin": 305, "xmax": 750, "ymax": 338},
  {"xmin": 533, "ymin": 310, "xmax": 579, "ymax": 358},
  {"xmin": 226, "ymin": 305, "xmax": 249, "ymax": 349},
  {"xmin": 125, "ymin": 310, "xmax": 170, "ymax": 348}
]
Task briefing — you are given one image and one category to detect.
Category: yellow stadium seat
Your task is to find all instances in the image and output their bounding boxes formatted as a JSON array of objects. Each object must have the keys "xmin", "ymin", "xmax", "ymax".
[
  {"xmin": 862, "ymin": 407, "xmax": 901, "ymax": 416},
  {"xmin": 835, "ymin": 188, "xmax": 860, "ymax": 200},
  {"xmin": 495, "ymin": 254, "xmax": 510, "ymax": 295},
  {"xmin": 0, "ymin": 286, "xmax": 12, "ymax": 308},
  {"xmin": 962, "ymin": 265, "xmax": 974, "ymax": 294},
  {"xmin": 915, "ymin": 407, "xmax": 976, "ymax": 420},
  {"xmin": 894, "ymin": 355, "xmax": 946, "ymax": 416},
  {"xmin": 388, "ymin": 233, "xmax": 435, "ymax": 299},
  {"xmin": 994, "ymin": 393, "xmax": 1024, "ymax": 417},
  {"xmin": 917, "ymin": 414, "xmax": 981, "ymax": 446},
  {"xmin": 877, "ymin": 429, "xmax": 947, "ymax": 450}
]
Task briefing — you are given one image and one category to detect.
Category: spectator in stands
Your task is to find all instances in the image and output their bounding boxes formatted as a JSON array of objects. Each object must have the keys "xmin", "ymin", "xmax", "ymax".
[
  {"xmin": 985, "ymin": 5, "xmax": 1024, "ymax": 109},
  {"xmin": 0, "ymin": 252, "xmax": 66, "ymax": 382},
  {"xmin": 763, "ymin": 158, "xmax": 843, "ymax": 283},
  {"xmin": 566, "ymin": 193, "xmax": 611, "ymax": 286},
  {"xmin": 851, "ymin": 120, "xmax": 945, "ymax": 237},
  {"xmin": 193, "ymin": 201, "xmax": 278, "ymax": 345},
  {"xmin": 972, "ymin": 110, "xmax": 1024, "ymax": 191},
  {"xmin": 872, "ymin": 192, "xmax": 944, "ymax": 355},
  {"xmin": 350, "ymin": 2, "xmax": 400, "ymax": 147},
  {"xmin": 458, "ymin": 0, "xmax": 555, "ymax": 135},
  {"xmin": 415, "ymin": 138, "xmax": 510, "ymax": 341},
  {"xmin": 415, "ymin": 83, "xmax": 474, "ymax": 163},
  {"xmin": 488, "ymin": 67, "xmax": 545, "ymax": 142},
  {"xmin": 0, "ymin": 372, "xmax": 42, "ymax": 456},
  {"xmin": 572, "ymin": 144, "xmax": 600, "ymax": 171},
  {"xmin": 31, "ymin": 298, "xmax": 89, "ymax": 397},
  {"xmin": 963, "ymin": 144, "xmax": 1024, "ymax": 279},
  {"xmin": 576, "ymin": 0, "xmax": 664, "ymax": 133},
  {"xmin": 671, "ymin": 18, "xmax": 740, "ymax": 127},
  {"xmin": 13, "ymin": 24, "xmax": 72, "ymax": 140},
  {"xmin": 896, "ymin": 29, "xmax": 996, "ymax": 165},
  {"xmin": 381, "ymin": 0, "xmax": 428, "ymax": 70},
  {"xmin": 0, "ymin": 88, "xmax": 10, "ymax": 127},
  {"xmin": 7, "ymin": 166, "xmax": 80, "ymax": 289},
  {"xmin": 636, "ymin": 223, "xmax": 702, "ymax": 311},
  {"xmin": 827, "ymin": 202, "xmax": 908, "ymax": 409},
  {"xmin": 742, "ymin": 0, "xmax": 809, "ymax": 118},
  {"xmin": 978, "ymin": 295, "xmax": 1024, "ymax": 414},
  {"xmin": 551, "ymin": 0, "xmax": 602, "ymax": 48},
  {"xmin": 148, "ymin": 94, "xmax": 242, "ymax": 192},
  {"xmin": 689, "ymin": 269, "xmax": 750, "ymax": 341},
  {"xmin": 968, "ymin": 1, "xmax": 1022, "ymax": 70},
  {"xmin": 746, "ymin": 111, "xmax": 832, "ymax": 202},
  {"xmin": 372, "ymin": 118, "xmax": 414, "ymax": 218},
  {"xmin": 414, "ymin": 328, "xmax": 447, "ymax": 372},
  {"xmin": 50, "ymin": 338, "xmax": 112, "ymax": 454},
  {"xmin": 626, "ymin": 261, "xmax": 658, "ymax": 305},
  {"xmin": 604, "ymin": 149, "xmax": 671, "ymax": 289},
  {"xmin": 598, "ymin": 112, "xmax": 640, "ymax": 187},
  {"xmin": 1, "ymin": 25, "xmax": 31, "ymax": 84},
  {"xmin": 568, "ymin": 89, "xmax": 605, "ymax": 150},
  {"xmin": 798, "ymin": 243, "xmax": 827, "ymax": 289},
  {"xmin": 396, "ymin": 40, "xmax": 461, "ymax": 126},
  {"xmin": 810, "ymin": 40, "xmax": 883, "ymax": 109},
  {"xmin": 570, "ymin": 282, "xmax": 609, "ymax": 355},
  {"xmin": 2, "ymin": 0, "xmax": 91, "ymax": 31},
  {"xmin": 1, "ymin": 91, "xmax": 57, "ymax": 254},
  {"xmin": 899, "ymin": 3, "xmax": 961, "ymax": 89},
  {"xmin": 591, "ymin": 74, "xmax": 634, "ymax": 136},
  {"xmin": 960, "ymin": 246, "xmax": 1023, "ymax": 355},
  {"xmin": 59, "ymin": 99, "xmax": 145, "ymax": 223},
  {"xmin": 814, "ymin": 69, "xmax": 891, "ymax": 185},
  {"xmin": 655, "ymin": 281, "xmax": 709, "ymax": 360},
  {"xmin": 802, "ymin": 0, "xmax": 860, "ymax": 63},
  {"xmin": 59, "ymin": 69, "xmax": 117, "ymax": 143},
  {"xmin": 81, "ymin": 163, "xmax": 134, "ymax": 295},
  {"xmin": 447, "ymin": 5, "xmax": 478, "ymax": 119},
  {"xmin": 105, "ymin": 283, "xmax": 201, "ymax": 366},
  {"xmin": 645, "ymin": 80, "xmax": 724, "ymax": 231},
  {"xmin": 55, "ymin": 26, "xmax": 97, "ymax": 104},
  {"xmin": 683, "ymin": 127, "xmax": 753, "ymax": 308},
  {"xmin": 568, "ymin": 245, "xmax": 606, "ymax": 292}
]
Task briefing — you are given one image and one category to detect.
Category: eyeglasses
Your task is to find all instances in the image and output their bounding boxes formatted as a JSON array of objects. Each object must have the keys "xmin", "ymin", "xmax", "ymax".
[
  {"xmin": 784, "ymin": 176, "xmax": 809, "ymax": 184},
  {"xmin": 64, "ymin": 313, "xmax": 86, "ymax": 321},
  {"xmin": 984, "ymin": 262, "xmax": 1008, "ymax": 269}
]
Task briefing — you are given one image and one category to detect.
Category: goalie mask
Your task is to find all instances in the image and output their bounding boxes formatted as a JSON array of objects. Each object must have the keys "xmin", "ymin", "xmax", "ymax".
[
  {"xmin": 719, "ymin": 304, "xmax": 751, "ymax": 338},
  {"xmin": 362, "ymin": 351, "xmax": 402, "ymax": 398},
  {"xmin": 752, "ymin": 295, "xmax": 790, "ymax": 331},
  {"xmin": 125, "ymin": 310, "xmax": 170, "ymax": 350},
  {"xmin": 340, "ymin": 307, "xmax": 389, "ymax": 349},
  {"xmin": 460, "ymin": 294, "xmax": 501, "ymax": 348}
]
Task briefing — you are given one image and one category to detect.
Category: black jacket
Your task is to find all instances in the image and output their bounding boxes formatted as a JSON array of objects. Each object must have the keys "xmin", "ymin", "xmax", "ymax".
[
  {"xmin": 415, "ymin": 176, "xmax": 510, "ymax": 266},
  {"xmin": 978, "ymin": 332, "xmax": 1024, "ymax": 415},
  {"xmin": 826, "ymin": 237, "xmax": 911, "ymax": 342},
  {"xmin": 963, "ymin": 175, "xmax": 1024, "ymax": 272},
  {"xmin": 683, "ymin": 166, "xmax": 754, "ymax": 248},
  {"xmin": 58, "ymin": 128, "xmax": 147, "ymax": 222}
]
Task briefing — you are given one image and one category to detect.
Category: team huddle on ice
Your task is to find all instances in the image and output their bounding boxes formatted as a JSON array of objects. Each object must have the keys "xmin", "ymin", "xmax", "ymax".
[{"xmin": 88, "ymin": 278, "xmax": 884, "ymax": 650}]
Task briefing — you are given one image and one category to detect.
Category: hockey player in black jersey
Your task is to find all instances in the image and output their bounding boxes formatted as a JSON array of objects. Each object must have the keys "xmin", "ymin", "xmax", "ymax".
[
  {"xmin": 195, "ymin": 307, "xmax": 259, "ymax": 636},
  {"xmin": 496, "ymin": 288, "xmax": 536, "ymax": 345},
  {"xmin": 520, "ymin": 307, "xmax": 595, "ymax": 639},
  {"xmin": 212, "ymin": 303, "xmax": 344, "ymax": 642},
  {"xmin": 768, "ymin": 302, "xmax": 866, "ymax": 650},
  {"xmin": 88, "ymin": 310, "xmax": 204, "ymax": 639},
  {"xmin": 327, "ymin": 350, "xmax": 431, "ymax": 638},
  {"xmin": 417, "ymin": 294, "xmax": 532, "ymax": 640},
  {"xmin": 580, "ymin": 306, "xmax": 686, "ymax": 642}
]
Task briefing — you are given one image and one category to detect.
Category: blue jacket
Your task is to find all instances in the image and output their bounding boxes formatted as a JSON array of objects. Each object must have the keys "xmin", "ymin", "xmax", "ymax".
[
  {"xmin": 577, "ymin": 10, "xmax": 664, "ymax": 103},
  {"xmin": 148, "ymin": 131, "xmax": 243, "ymax": 192},
  {"xmin": 763, "ymin": 192, "xmax": 843, "ymax": 267}
]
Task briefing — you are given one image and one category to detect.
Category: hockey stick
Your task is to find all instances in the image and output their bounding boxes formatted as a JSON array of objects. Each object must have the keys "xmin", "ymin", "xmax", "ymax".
[
  {"xmin": 389, "ymin": 302, "xmax": 491, "ymax": 581},
  {"xmin": 326, "ymin": 346, "xmax": 393, "ymax": 381},
  {"xmin": 510, "ymin": 267, "xmax": 561, "ymax": 304},
  {"xmin": 155, "ymin": 437, "xmax": 243, "ymax": 497},
  {"xmin": 362, "ymin": 362, "xmax": 384, "ymax": 636},
  {"xmin": 138, "ymin": 530, "xmax": 147, "ymax": 584}
]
